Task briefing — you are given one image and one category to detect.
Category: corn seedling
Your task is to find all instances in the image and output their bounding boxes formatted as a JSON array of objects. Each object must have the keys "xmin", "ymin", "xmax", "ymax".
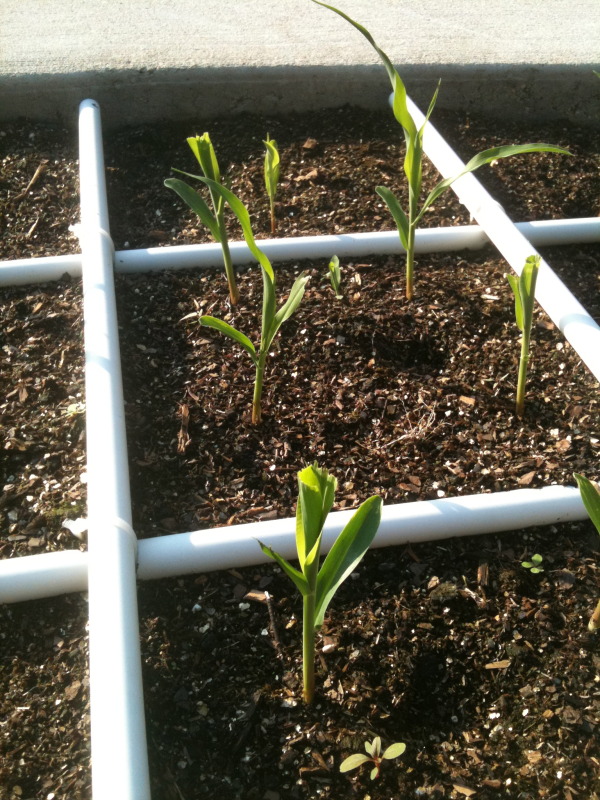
[
  {"xmin": 507, "ymin": 254, "xmax": 541, "ymax": 417},
  {"xmin": 259, "ymin": 463, "xmax": 382, "ymax": 703},
  {"xmin": 311, "ymin": 2, "xmax": 571, "ymax": 301},
  {"xmin": 327, "ymin": 254, "xmax": 343, "ymax": 299},
  {"xmin": 264, "ymin": 134, "xmax": 280, "ymax": 235},
  {"xmin": 573, "ymin": 473, "xmax": 600, "ymax": 632},
  {"xmin": 193, "ymin": 178, "xmax": 308, "ymax": 424},
  {"xmin": 165, "ymin": 133, "xmax": 240, "ymax": 305},
  {"xmin": 340, "ymin": 736, "xmax": 406, "ymax": 781},
  {"xmin": 521, "ymin": 553, "xmax": 544, "ymax": 574}
]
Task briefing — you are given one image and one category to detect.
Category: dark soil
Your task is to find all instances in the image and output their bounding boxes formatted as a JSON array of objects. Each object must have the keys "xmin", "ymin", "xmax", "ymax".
[{"xmin": 1, "ymin": 105, "xmax": 600, "ymax": 800}]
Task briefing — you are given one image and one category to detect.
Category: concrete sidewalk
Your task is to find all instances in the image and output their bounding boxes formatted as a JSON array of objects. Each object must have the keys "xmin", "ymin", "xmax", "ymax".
[{"xmin": 1, "ymin": 0, "xmax": 599, "ymax": 127}]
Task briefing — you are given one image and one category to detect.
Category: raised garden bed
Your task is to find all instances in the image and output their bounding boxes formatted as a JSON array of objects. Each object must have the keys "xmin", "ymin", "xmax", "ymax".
[{"xmin": 1, "ymin": 105, "xmax": 599, "ymax": 799}]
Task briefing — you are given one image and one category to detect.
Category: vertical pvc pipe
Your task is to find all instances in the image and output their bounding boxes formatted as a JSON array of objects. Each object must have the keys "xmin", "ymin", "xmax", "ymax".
[{"xmin": 78, "ymin": 99, "xmax": 151, "ymax": 800}]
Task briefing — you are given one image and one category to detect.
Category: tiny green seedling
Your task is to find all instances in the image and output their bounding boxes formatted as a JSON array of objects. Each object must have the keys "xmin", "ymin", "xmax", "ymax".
[
  {"xmin": 507, "ymin": 254, "xmax": 541, "ymax": 417},
  {"xmin": 327, "ymin": 254, "xmax": 343, "ymax": 299},
  {"xmin": 311, "ymin": 2, "xmax": 571, "ymax": 301},
  {"xmin": 340, "ymin": 736, "xmax": 406, "ymax": 781},
  {"xmin": 264, "ymin": 134, "xmax": 281, "ymax": 235},
  {"xmin": 165, "ymin": 132, "xmax": 240, "ymax": 305},
  {"xmin": 259, "ymin": 463, "xmax": 382, "ymax": 703},
  {"xmin": 521, "ymin": 553, "xmax": 544, "ymax": 574},
  {"xmin": 194, "ymin": 178, "xmax": 308, "ymax": 424},
  {"xmin": 573, "ymin": 472, "xmax": 600, "ymax": 632}
]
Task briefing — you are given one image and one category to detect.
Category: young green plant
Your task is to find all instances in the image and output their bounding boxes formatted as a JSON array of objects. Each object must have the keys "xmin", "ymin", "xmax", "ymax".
[
  {"xmin": 264, "ymin": 134, "xmax": 281, "ymax": 235},
  {"xmin": 340, "ymin": 736, "xmax": 406, "ymax": 781},
  {"xmin": 311, "ymin": 1, "xmax": 571, "ymax": 301},
  {"xmin": 573, "ymin": 473, "xmax": 600, "ymax": 632},
  {"xmin": 187, "ymin": 178, "xmax": 308, "ymax": 424},
  {"xmin": 165, "ymin": 132, "xmax": 240, "ymax": 305},
  {"xmin": 521, "ymin": 553, "xmax": 544, "ymax": 574},
  {"xmin": 259, "ymin": 463, "xmax": 382, "ymax": 703},
  {"xmin": 506, "ymin": 254, "xmax": 541, "ymax": 417},
  {"xmin": 327, "ymin": 254, "xmax": 343, "ymax": 299}
]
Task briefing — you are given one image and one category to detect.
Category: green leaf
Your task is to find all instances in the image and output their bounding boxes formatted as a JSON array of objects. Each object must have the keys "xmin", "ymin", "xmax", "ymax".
[
  {"xmin": 339, "ymin": 753, "xmax": 371, "ymax": 773},
  {"xmin": 264, "ymin": 273, "xmax": 309, "ymax": 351},
  {"xmin": 187, "ymin": 133, "xmax": 221, "ymax": 183},
  {"xmin": 264, "ymin": 134, "xmax": 280, "ymax": 201},
  {"xmin": 199, "ymin": 316, "xmax": 257, "ymax": 363},
  {"xmin": 366, "ymin": 737, "xmax": 381, "ymax": 757},
  {"xmin": 296, "ymin": 464, "xmax": 337, "ymax": 572},
  {"xmin": 418, "ymin": 143, "xmax": 571, "ymax": 222},
  {"xmin": 382, "ymin": 742, "xmax": 406, "ymax": 760},
  {"xmin": 314, "ymin": 495, "xmax": 382, "ymax": 629},
  {"xmin": 375, "ymin": 186, "xmax": 409, "ymax": 249},
  {"xmin": 164, "ymin": 177, "xmax": 221, "ymax": 242},
  {"xmin": 574, "ymin": 473, "xmax": 600, "ymax": 534},
  {"xmin": 196, "ymin": 176, "xmax": 276, "ymax": 285},
  {"xmin": 196, "ymin": 176, "xmax": 278, "ymax": 341},
  {"xmin": 506, "ymin": 272, "xmax": 524, "ymax": 331},
  {"xmin": 257, "ymin": 540, "xmax": 309, "ymax": 596},
  {"xmin": 311, "ymin": 2, "xmax": 414, "ymax": 136},
  {"xmin": 390, "ymin": 71, "xmax": 417, "ymax": 140},
  {"xmin": 518, "ymin": 255, "xmax": 541, "ymax": 333},
  {"xmin": 422, "ymin": 80, "xmax": 441, "ymax": 130}
]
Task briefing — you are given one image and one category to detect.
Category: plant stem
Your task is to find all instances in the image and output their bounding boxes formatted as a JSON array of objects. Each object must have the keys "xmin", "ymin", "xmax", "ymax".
[
  {"xmin": 270, "ymin": 202, "xmax": 276, "ymax": 236},
  {"xmin": 589, "ymin": 598, "xmax": 600, "ymax": 632},
  {"xmin": 516, "ymin": 335, "xmax": 530, "ymax": 417},
  {"xmin": 405, "ymin": 225, "xmax": 416, "ymax": 301},
  {"xmin": 220, "ymin": 235, "xmax": 239, "ymax": 305},
  {"xmin": 251, "ymin": 356, "xmax": 266, "ymax": 425},
  {"xmin": 302, "ymin": 592, "xmax": 316, "ymax": 703}
]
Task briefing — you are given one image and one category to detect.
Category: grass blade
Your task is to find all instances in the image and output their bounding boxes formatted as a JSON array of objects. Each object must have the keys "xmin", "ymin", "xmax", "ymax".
[
  {"xmin": 314, "ymin": 495, "xmax": 382, "ymax": 628},
  {"xmin": 375, "ymin": 186, "xmax": 409, "ymax": 249},
  {"xmin": 419, "ymin": 143, "xmax": 571, "ymax": 220},
  {"xmin": 574, "ymin": 473, "xmax": 600, "ymax": 533},
  {"xmin": 258, "ymin": 540, "xmax": 309, "ymax": 595},
  {"xmin": 164, "ymin": 177, "xmax": 221, "ymax": 241},
  {"xmin": 199, "ymin": 316, "xmax": 257, "ymax": 362}
]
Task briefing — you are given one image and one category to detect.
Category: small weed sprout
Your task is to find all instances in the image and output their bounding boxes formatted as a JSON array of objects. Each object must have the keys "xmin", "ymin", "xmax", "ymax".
[
  {"xmin": 340, "ymin": 736, "xmax": 406, "ymax": 780},
  {"xmin": 264, "ymin": 134, "xmax": 281, "ymax": 235},
  {"xmin": 573, "ymin": 472, "xmax": 600, "ymax": 632},
  {"xmin": 507, "ymin": 254, "xmax": 541, "ymax": 417},
  {"xmin": 311, "ymin": 2, "xmax": 571, "ymax": 301},
  {"xmin": 259, "ymin": 463, "xmax": 382, "ymax": 703},
  {"xmin": 327, "ymin": 254, "xmax": 343, "ymax": 299},
  {"xmin": 521, "ymin": 553, "xmax": 544, "ymax": 574},
  {"xmin": 165, "ymin": 133, "xmax": 240, "ymax": 305},
  {"xmin": 194, "ymin": 178, "xmax": 308, "ymax": 424}
]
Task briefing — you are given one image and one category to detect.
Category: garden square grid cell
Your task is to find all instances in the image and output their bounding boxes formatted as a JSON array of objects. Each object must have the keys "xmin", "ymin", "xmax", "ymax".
[{"xmin": 1, "ymin": 98, "xmax": 599, "ymax": 800}]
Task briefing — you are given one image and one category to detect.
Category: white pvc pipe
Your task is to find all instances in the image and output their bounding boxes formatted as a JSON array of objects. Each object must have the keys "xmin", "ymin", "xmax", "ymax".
[
  {"xmin": 77, "ymin": 99, "xmax": 151, "ymax": 800},
  {"xmin": 404, "ymin": 95, "xmax": 600, "ymax": 382},
  {"xmin": 0, "ymin": 549, "xmax": 89, "ymax": 602},
  {"xmin": 137, "ymin": 484, "xmax": 586, "ymax": 580},
  {"xmin": 0, "ymin": 484, "xmax": 586, "ymax": 603},
  {"xmin": 1, "ymin": 217, "xmax": 598, "ymax": 285}
]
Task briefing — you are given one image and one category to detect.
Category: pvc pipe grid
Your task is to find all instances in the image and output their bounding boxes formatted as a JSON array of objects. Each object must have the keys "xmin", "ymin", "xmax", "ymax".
[{"xmin": 1, "ymin": 98, "xmax": 599, "ymax": 800}]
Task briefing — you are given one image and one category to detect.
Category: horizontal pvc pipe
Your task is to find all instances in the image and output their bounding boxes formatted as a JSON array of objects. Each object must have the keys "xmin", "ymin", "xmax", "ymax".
[
  {"xmin": 136, "ymin": 484, "xmax": 586, "ymax": 580},
  {"xmin": 0, "ymin": 549, "xmax": 89, "ymax": 602},
  {"xmin": 404, "ymin": 95, "xmax": 600, "ymax": 382},
  {"xmin": 77, "ymin": 99, "xmax": 151, "ymax": 800},
  {"xmin": 0, "ymin": 485, "xmax": 587, "ymax": 603},
  {"xmin": 1, "ymin": 217, "xmax": 598, "ymax": 285}
]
